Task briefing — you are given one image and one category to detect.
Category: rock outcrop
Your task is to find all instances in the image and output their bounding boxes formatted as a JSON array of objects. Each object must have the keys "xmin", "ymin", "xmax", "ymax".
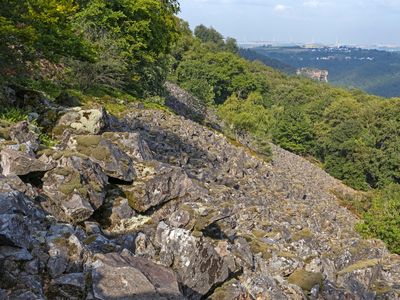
[{"xmin": 0, "ymin": 92, "xmax": 399, "ymax": 299}]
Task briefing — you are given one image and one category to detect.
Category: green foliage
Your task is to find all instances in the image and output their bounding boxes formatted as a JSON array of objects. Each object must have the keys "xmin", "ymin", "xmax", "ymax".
[
  {"xmin": 0, "ymin": 108, "xmax": 30, "ymax": 123},
  {"xmin": 194, "ymin": 24, "xmax": 239, "ymax": 53},
  {"xmin": 176, "ymin": 50, "xmax": 258, "ymax": 104},
  {"xmin": 356, "ymin": 184, "xmax": 400, "ymax": 254},
  {"xmin": 0, "ymin": 0, "xmax": 89, "ymax": 76},
  {"xmin": 250, "ymin": 45, "xmax": 400, "ymax": 98},
  {"xmin": 73, "ymin": 0, "xmax": 180, "ymax": 96},
  {"xmin": 272, "ymin": 108, "xmax": 315, "ymax": 155},
  {"xmin": 173, "ymin": 25, "xmax": 400, "ymax": 192},
  {"xmin": 194, "ymin": 25, "xmax": 224, "ymax": 46}
]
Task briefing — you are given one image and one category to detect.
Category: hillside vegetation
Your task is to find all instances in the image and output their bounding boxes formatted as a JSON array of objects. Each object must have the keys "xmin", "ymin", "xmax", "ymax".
[
  {"xmin": 170, "ymin": 25, "xmax": 400, "ymax": 253},
  {"xmin": 249, "ymin": 46, "xmax": 400, "ymax": 97},
  {"xmin": 0, "ymin": 1, "xmax": 399, "ymax": 254}
]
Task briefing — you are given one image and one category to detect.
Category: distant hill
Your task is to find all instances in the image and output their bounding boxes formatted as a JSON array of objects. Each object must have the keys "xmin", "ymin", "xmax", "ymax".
[
  {"xmin": 239, "ymin": 48, "xmax": 296, "ymax": 74},
  {"xmin": 249, "ymin": 46, "xmax": 400, "ymax": 98}
]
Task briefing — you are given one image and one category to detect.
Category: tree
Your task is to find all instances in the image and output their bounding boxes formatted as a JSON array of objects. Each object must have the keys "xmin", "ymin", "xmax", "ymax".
[
  {"xmin": 0, "ymin": 0, "xmax": 88, "ymax": 76},
  {"xmin": 73, "ymin": 0, "xmax": 180, "ymax": 95},
  {"xmin": 225, "ymin": 37, "xmax": 239, "ymax": 54},
  {"xmin": 357, "ymin": 184, "xmax": 400, "ymax": 254},
  {"xmin": 194, "ymin": 25, "xmax": 224, "ymax": 46},
  {"xmin": 272, "ymin": 108, "xmax": 315, "ymax": 155}
]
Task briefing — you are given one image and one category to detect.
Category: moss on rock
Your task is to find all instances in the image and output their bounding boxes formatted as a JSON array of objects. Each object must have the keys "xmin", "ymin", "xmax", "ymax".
[{"xmin": 288, "ymin": 269, "xmax": 323, "ymax": 291}]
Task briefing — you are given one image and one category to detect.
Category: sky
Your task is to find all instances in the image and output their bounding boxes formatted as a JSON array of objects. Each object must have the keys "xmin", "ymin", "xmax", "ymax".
[{"xmin": 178, "ymin": 0, "xmax": 400, "ymax": 46}]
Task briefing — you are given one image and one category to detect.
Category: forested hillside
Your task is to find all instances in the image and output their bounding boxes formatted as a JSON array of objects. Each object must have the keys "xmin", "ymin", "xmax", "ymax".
[
  {"xmin": 248, "ymin": 46, "xmax": 400, "ymax": 97},
  {"xmin": 0, "ymin": 0, "xmax": 399, "ymax": 257}
]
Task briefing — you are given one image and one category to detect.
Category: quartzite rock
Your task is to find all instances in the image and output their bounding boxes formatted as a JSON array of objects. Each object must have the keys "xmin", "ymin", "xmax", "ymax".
[
  {"xmin": 67, "ymin": 134, "xmax": 135, "ymax": 182},
  {"xmin": 156, "ymin": 222, "xmax": 229, "ymax": 299},
  {"xmin": 53, "ymin": 107, "xmax": 109, "ymax": 137},
  {"xmin": 42, "ymin": 155, "xmax": 108, "ymax": 223},
  {"xmin": 9, "ymin": 121, "xmax": 40, "ymax": 152},
  {"xmin": 102, "ymin": 132, "xmax": 153, "ymax": 161},
  {"xmin": 91, "ymin": 252, "xmax": 183, "ymax": 300},
  {"xmin": 122, "ymin": 161, "xmax": 192, "ymax": 212},
  {"xmin": 1, "ymin": 149, "xmax": 52, "ymax": 176}
]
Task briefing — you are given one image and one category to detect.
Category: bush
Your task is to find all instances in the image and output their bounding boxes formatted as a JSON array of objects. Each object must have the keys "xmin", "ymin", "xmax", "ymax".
[{"xmin": 356, "ymin": 184, "xmax": 400, "ymax": 254}]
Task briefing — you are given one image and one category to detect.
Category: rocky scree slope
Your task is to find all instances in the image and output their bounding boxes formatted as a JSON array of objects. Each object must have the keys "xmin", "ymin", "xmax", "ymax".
[{"xmin": 0, "ymin": 86, "xmax": 399, "ymax": 299}]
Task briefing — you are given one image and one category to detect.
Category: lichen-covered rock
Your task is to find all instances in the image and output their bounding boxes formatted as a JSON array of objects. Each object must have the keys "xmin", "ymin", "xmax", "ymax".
[
  {"xmin": 108, "ymin": 197, "xmax": 137, "ymax": 227},
  {"xmin": 42, "ymin": 155, "xmax": 108, "ymax": 223},
  {"xmin": 91, "ymin": 251, "xmax": 183, "ymax": 300},
  {"xmin": 67, "ymin": 134, "xmax": 135, "ymax": 182},
  {"xmin": 46, "ymin": 233, "xmax": 85, "ymax": 278},
  {"xmin": 122, "ymin": 161, "xmax": 192, "ymax": 212},
  {"xmin": 0, "ymin": 191, "xmax": 46, "ymax": 248},
  {"xmin": 0, "ymin": 175, "xmax": 37, "ymax": 198},
  {"xmin": 102, "ymin": 132, "xmax": 153, "ymax": 161},
  {"xmin": 53, "ymin": 107, "xmax": 109, "ymax": 137},
  {"xmin": 1, "ymin": 149, "xmax": 53, "ymax": 176},
  {"xmin": 47, "ymin": 273, "xmax": 86, "ymax": 300},
  {"xmin": 9, "ymin": 121, "xmax": 41, "ymax": 152},
  {"xmin": 155, "ymin": 222, "xmax": 229, "ymax": 299}
]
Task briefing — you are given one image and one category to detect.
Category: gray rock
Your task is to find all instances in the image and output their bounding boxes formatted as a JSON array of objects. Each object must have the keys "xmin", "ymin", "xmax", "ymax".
[
  {"xmin": 91, "ymin": 252, "xmax": 183, "ymax": 300},
  {"xmin": 0, "ymin": 192, "xmax": 45, "ymax": 248},
  {"xmin": 42, "ymin": 155, "xmax": 108, "ymax": 223},
  {"xmin": 1, "ymin": 149, "xmax": 52, "ymax": 176},
  {"xmin": 46, "ymin": 233, "xmax": 85, "ymax": 278},
  {"xmin": 9, "ymin": 121, "xmax": 40, "ymax": 152},
  {"xmin": 47, "ymin": 273, "xmax": 86, "ymax": 300},
  {"xmin": 0, "ymin": 175, "xmax": 37, "ymax": 198},
  {"xmin": 67, "ymin": 135, "xmax": 135, "ymax": 182},
  {"xmin": 168, "ymin": 209, "xmax": 191, "ymax": 228},
  {"xmin": 155, "ymin": 222, "xmax": 229, "ymax": 298},
  {"xmin": 0, "ymin": 246, "xmax": 33, "ymax": 261},
  {"xmin": 102, "ymin": 132, "xmax": 153, "ymax": 161},
  {"xmin": 108, "ymin": 197, "xmax": 136, "ymax": 227},
  {"xmin": 122, "ymin": 161, "xmax": 192, "ymax": 212}
]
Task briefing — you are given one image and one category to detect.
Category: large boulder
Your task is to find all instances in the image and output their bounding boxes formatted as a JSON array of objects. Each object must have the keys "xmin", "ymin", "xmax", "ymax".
[
  {"xmin": 1, "ymin": 149, "xmax": 53, "ymax": 176},
  {"xmin": 91, "ymin": 251, "xmax": 183, "ymax": 300},
  {"xmin": 121, "ymin": 161, "xmax": 192, "ymax": 213},
  {"xmin": 102, "ymin": 132, "xmax": 153, "ymax": 161},
  {"xmin": 41, "ymin": 155, "xmax": 108, "ymax": 223},
  {"xmin": 53, "ymin": 107, "xmax": 109, "ymax": 137},
  {"xmin": 67, "ymin": 135, "xmax": 135, "ymax": 182},
  {"xmin": 0, "ymin": 191, "xmax": 46, "ymax": 248},
  {"xmin": 155, "ymin": 222, "xmax": 229, "ymax": 299}
]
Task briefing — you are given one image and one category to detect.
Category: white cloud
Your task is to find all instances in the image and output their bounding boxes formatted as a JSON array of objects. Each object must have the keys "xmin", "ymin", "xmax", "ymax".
[
  {"xmin": 303, "ymin": 0, "xmax": 328, "ymax": 8},
  {"xmin": 274, "ymin": 4, "xmax": 289, "ymax": 11}
]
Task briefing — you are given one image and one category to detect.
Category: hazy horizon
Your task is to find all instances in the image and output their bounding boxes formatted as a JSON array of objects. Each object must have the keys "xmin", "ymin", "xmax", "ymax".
[{"xmin": 179, "ymin": 0, "xmax": 400, "ymax": 46}]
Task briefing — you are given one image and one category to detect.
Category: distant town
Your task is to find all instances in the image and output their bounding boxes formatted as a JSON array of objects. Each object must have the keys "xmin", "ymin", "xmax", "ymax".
[{"xmin": 239, "ymin": 42, "xmax": 400, "ymax": 52}]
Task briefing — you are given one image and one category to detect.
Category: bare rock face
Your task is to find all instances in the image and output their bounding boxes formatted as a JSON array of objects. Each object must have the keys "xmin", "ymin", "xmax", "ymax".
[
  {"xmin": 121, "ymin": 161, "xmax": 192, "ymax": 212},
  {"xmin": 42, "ymin": 155, "xmax": 108, "ymax": 223},
  {"xmin": 67, "ymin": 134, "xmax": 135, "ymax": 182},
  {"xmin": 1, "ymin": 149, "xmax": 53, "ymax": 176},
  {"xmin": 53, "ymin": 107, "xmax": 110, "ymax": 137},
  {"xmin": 91, "ymin": 251, "xmax": 183, "ymax": 300},
  {"xmin": 156, "ymin": 222, "xmax": 229, "ymax": 299}
]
